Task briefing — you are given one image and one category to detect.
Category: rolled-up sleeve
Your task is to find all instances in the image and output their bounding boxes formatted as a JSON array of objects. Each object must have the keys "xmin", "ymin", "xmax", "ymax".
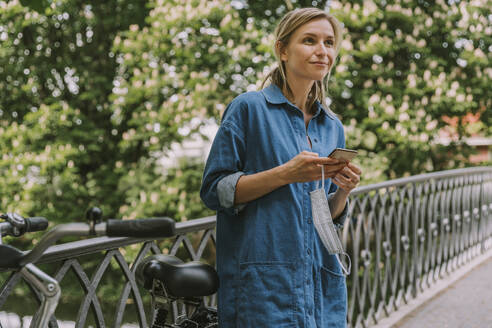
[
  {"xmin": 200, "ymin": 100, "xmax": 247, "ymax": 215},
  {"xmin": 217, "ymin": 171, "xmax": 246, "ymax": 214}
]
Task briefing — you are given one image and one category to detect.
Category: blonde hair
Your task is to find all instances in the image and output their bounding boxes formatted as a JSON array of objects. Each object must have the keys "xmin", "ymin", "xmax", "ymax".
[{"xmin": 261, "ymin": 8, "xmax": 343, "ymax": 112}]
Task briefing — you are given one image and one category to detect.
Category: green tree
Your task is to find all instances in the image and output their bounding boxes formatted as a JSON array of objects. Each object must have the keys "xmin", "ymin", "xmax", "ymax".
[
  {"xmin": 329, "ymin": 0, "xmax": 491, "ymax": 179},
  {"xmin": 109, "ymin": 0, "xmax": 273, "ymax": 219},
  {"xmin": 2, "ymin": 0, "xmax": 490, "ymax": 223},
  {"xmin": 0, "ymin": 0, "xmax": 150, "ymax": 221}
]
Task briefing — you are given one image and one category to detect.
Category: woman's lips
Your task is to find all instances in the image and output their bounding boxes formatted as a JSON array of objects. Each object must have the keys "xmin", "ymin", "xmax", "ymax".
[{"xmin": 310, "ymin": 62, "xmax": 328, "ymax": 67}]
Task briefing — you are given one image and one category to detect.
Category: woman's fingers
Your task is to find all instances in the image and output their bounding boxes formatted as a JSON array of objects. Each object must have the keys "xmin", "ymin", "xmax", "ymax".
[
  {"xmin": 332, "ymin": 165, "xmax": 362, "ymax": 191},
  {"xmin": 343, "ymin": 166, "xmax": 360, "ymax": 183},
  {"xmin": 285, "ymin": 152, "xmax": 362, "ymax": 184},
  {"xmin": 332, "ymin": 175, "xmax": 348, "ymax": 189},
  {"xmin": 301, "ymin": 150, "xmax": 320, "ymax": 157},
  {"xmin": 313, "ymin": 156, "xmax": 344, "ymax": 165},
  {"xmin": 347, "ymin": 162, "xmax": 362, "ymax": 175},
  {"xmin": 332, "ymin": 175, "xmax": 354, "ymax": 191},
  {"xmin": 313, "ymin": 158, "xmax": 345, "ymax": 176},
  {"xmin": 283, "ymin": 152, "xmax": 326, "ymax": 183}
]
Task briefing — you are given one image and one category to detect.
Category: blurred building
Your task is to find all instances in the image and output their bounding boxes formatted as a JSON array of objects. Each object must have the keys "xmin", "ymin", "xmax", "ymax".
[
  {"xmin": 158, "ymin": 122, "xmax": 219, "ymax": 168},
  {"xmin": 436, "ymin": 112, "xmax": 491, "ymax": 163}
]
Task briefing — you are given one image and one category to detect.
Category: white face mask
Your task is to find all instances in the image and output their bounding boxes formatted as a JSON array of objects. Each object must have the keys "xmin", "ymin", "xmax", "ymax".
[{"xmin": 309, "ymin": 165, "xmax": 351, "ymax": 275}]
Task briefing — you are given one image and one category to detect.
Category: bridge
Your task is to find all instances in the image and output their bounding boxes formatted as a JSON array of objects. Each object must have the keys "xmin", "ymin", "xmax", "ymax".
[
  {"xmin": 1, "ymin": 166, "xmax": 491, "ymax": 327},
  {"xmin": 385, "ymin": 254, "xmax": 492, "ymax": 328}
]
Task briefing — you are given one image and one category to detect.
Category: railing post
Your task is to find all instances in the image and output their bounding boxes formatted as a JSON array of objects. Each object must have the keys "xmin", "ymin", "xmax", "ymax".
[{"xmin": 411, "ymin": 182, "xmax": 418, "ymax": 298}]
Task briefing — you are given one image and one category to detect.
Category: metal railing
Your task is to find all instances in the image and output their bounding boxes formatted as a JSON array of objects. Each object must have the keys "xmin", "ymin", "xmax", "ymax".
[
  {"xmin": 345, "ymin": 166, "xmax": 492, "ymax": 327},
  {"xmin": 0, "ymin": 166, "xmax": 491, "ymax": 327}
]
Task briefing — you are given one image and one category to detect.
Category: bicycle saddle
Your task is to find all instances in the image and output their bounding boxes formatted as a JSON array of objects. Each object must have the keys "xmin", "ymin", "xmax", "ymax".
[
  {"xmin": 0, "ymin": 244, "xmax": 23, "ymax": 269},
  {"xmin": 136, "ymin": 254, "xmax": 219, "ymax": 298}
]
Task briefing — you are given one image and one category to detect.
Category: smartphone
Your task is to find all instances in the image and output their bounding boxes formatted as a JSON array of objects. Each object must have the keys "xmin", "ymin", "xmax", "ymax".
[{"xmin": 328, "ymin": 148, "xmax": 358, "ymax": 161}]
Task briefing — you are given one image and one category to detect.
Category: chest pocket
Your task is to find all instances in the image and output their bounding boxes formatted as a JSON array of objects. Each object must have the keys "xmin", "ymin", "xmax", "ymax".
[{"xmin": 236, "ymin": 261, "xmax": 297, "ymax": 328}]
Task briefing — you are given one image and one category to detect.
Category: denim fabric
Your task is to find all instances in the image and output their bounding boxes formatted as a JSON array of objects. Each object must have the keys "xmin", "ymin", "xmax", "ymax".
[
  {"xmin": 200, "ymin": 84, "xmax": 348, "ymax": 328},
  {"xmin": 217, "ymin": 171, "xmax": 246, "ymax": 214}
]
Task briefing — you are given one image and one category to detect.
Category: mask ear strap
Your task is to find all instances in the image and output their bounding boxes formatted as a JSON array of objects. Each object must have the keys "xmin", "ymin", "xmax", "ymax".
[
  {"xmin": 336, "ymin": 252, "xmax": 351, "ymax": 276},
  {"xmin": 321, "ymin": 165, "xmax": 325, "ymax": 189},
  {"xmin": 316, "ymin": 165, "xmax": 325, "ymax": 190}
]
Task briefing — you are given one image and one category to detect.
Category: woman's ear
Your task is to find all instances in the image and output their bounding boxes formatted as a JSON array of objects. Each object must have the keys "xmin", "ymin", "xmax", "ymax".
[{"xmin": 276, "ymin": 41, "xmax": 288, "ymax": 61}]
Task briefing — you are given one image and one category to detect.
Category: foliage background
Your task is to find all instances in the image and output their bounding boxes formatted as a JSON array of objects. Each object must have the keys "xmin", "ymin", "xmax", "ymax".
[{"xmin": 0, "ymin": 0, "xmax": 490, "ymax": 322}]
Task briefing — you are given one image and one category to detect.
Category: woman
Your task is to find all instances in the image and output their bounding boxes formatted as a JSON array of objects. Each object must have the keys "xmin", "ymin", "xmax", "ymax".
[{"xmin": 200, "ymin": 7, "xmax": 361, "ymax": 328}]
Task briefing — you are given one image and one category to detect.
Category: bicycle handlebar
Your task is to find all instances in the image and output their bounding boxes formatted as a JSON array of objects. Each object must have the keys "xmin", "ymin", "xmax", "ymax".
[
  {"xmin": 0, "ymin": 214, "xmax": 49, "ymax": 237},
  {"xmin": 17, "ymin": 217, "xmax": 175, "ymax": 267},
  {"xmin": 24, "ymin": 217, "xmax": 49, "ymax": 233},
  {"xmin": 106, "ymin": 218, "xmax": 175, "ymax": 238}
]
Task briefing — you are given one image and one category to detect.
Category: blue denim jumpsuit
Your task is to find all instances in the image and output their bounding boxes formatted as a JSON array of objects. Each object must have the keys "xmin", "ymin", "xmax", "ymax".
[{"xmin": 200, "ymin": 84, "xmax": 349, "ymax": 327}]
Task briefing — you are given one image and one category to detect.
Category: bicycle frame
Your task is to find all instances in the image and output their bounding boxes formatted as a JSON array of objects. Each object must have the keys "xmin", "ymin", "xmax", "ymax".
[
  {"xmin": 21, "ymin": 264, "xmax": 60, "ymax": 328},
  {"xmin": 17, "ymin": 224, "xmax": 89, "ymax": 328},
  {"xmin": 147, "ymin": 279, "xmax": 217, "ymax": 328}
]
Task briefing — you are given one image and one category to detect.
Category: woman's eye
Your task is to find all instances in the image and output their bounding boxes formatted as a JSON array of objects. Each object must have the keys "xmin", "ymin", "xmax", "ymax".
[
  {"xmin": 324, "ymin": 39, "xmax": 334, "ymax": 46},
  {"xmin": 303, "ymin": 37, "xmax": 315, "ymax": 44}
]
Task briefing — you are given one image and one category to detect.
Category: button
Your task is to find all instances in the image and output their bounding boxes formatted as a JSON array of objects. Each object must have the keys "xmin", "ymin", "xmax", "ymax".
[
  {"xmin": 314, "ymin": 138, "xmax": 318, "ymax": 142},
  {"xmin": 307, "ymin": 248, "xmax": 311, "ymax": 255},
  {"xmin": 308, "ymin": 308, "xmax": 313, "ymax": 315},
  {"xmin": 307, "ymin": 218, "xmax": 312, "ymax": 224}
]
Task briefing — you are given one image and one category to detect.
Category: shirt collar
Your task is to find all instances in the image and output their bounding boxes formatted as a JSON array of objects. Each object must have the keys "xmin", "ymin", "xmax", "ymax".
[{"xmin": 261, "ymin": 84, "xmax": 335, "ymax": 120}]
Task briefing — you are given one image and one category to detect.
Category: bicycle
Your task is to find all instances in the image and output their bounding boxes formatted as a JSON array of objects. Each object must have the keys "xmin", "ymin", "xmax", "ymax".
[
  {"xmin": 0, "ymin": 208, "xmax": 175, "ymax": 328},
  {"xmin": 135, "ymin": 252, "xmax": 219, "ymax": 327}
]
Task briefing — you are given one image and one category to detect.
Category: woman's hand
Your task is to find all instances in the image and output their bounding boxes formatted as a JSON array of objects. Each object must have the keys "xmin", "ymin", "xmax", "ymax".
[
  {"xmin": 332, "ymin": 162, "xmax": 362, "ymax": 193},
  {"xmin": 234, "ymin": 151, "xmax": 354, "ymax": 205},
  {"xmin": 328, "ymin": 162, "xmax": 361, "ymax": 218},
  {"xmin": 281, "ymin": 151, "xmax": 346, "ymax": 184}
]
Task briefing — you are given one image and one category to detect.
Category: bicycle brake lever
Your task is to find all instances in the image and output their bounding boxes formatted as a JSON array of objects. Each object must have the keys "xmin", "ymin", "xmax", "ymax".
[{"xmin": 4, "ymin": 213, "xmax": 26, "ymax": 237}]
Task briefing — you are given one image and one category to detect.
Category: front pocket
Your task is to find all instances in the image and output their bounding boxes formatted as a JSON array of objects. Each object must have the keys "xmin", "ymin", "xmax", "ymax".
[
  {"xmin": 318, "ymin": 265, "xmax": 347, "ymax": 327},
  {"xmin": 236, "ymin": 262, "xmax": 296, "ymax": 328}
]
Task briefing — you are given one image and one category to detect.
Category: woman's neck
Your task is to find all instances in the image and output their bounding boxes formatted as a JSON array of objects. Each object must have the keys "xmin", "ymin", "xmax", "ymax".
[{"xmin": 283, "ymin": 79, "xmax": 314, "ymax": 113}]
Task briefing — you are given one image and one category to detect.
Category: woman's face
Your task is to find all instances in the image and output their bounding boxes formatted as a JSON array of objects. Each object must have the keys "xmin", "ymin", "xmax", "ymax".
[{"xmin": 279, "ymin": 18, "xmax": 336, "ymax": 84}]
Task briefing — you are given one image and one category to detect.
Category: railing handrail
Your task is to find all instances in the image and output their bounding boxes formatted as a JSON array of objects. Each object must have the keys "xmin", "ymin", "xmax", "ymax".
[{"xmin": 351, "ymin": 166, "xmax": 492, "ymax": 195}]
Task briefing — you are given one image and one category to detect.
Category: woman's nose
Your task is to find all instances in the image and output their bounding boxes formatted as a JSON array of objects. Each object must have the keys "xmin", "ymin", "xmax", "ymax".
[{"xmin": 315, "ymin": 42, "xmax": 328, "ymax": 55}]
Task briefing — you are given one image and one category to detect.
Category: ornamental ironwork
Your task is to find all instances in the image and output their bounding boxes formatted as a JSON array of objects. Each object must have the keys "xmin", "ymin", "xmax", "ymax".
[{"xmin": 0, "ymin": 167, "xmax": 491, "ymax": 327}]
